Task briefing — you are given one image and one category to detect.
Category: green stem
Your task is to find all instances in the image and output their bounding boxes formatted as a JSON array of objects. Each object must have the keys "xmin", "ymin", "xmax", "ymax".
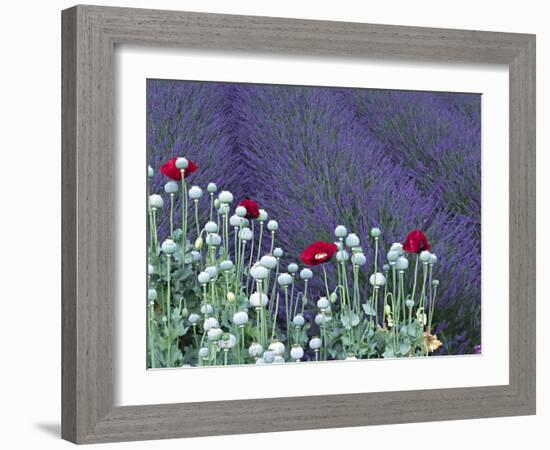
[
  {"xmin": 166, "ymin": 255, "xmax": 172, "ymax": 366},
  {"xmin": 169, "ymin": 194, "xmax": 174, "ymax": 237}
]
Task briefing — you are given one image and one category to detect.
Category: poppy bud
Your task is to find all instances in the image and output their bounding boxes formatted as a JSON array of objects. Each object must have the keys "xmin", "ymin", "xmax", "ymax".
[
  {"xmin": 161, "ymin": 239, "xmax": 177, "ymax": 254},
  {"xmin": 207, "ymin": 182, "xmax": 217, "ymax": 193},
  {"xmin": 218, "ymin": 191, "xmax": 234, "ymax": 204},
  {"xmin": 309, "ymin": 337, "xmax": 322, "ymax": 350},
  {"xmin": 175, "ymin": 157, "xmax": 188, "ymax": 169},
  {"xmin": 334, "ymin": 225, "xmax": 347, "ymax": 238},
  {"xmin": 204, "ymin": 221, "xmax": 218, "ymax": 233},
  {"xmin": 149, "ymin": 194, "xmax": 164, "ymax": 209},
  {"xmin": 370, "ymin": 227, "xmax": 381, "ymax": 238},
  {"xmin": 164, "ymin": 181, "xmax": 179, "ymax": 194}
]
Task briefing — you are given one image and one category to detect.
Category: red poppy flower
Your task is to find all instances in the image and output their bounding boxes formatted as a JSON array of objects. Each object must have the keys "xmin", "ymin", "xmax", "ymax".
[
  {"xmin": 238, "ymin": 199, "xmax": 260, "ymax": 219},
  {"xmin": 159, "ymin": 158, "xmax": 198, "ymax": 180},
  {"xmin": 403, "ymin": 230, "xmax": 431, "ymax": 254},
  {"xmin": 300, "ymin": 241, "xmax": 338, "ymax": 266}
]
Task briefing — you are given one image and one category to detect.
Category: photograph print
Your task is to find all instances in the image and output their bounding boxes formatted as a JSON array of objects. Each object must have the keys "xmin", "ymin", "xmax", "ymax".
[{"xmin": 146, "ymin": 79, "xmax": 481, "ymax": 368}]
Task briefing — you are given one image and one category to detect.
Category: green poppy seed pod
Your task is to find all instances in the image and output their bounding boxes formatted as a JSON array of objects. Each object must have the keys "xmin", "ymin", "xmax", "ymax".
[
  {"xmin": 205, "ymin": 266, "xmax": 218, "ymax": 279},
  {"xmin": 218, "ymin": 190, "xmax": 233, "ymax": 204},
  {"xmin": 336, "ymin": 250, "xmax": 349, "ymax": 262},
  {"xmin": 384, "ymin": 305, "xmax": 392, "ymax": 315},
  {"xmin": 334, "ymin": 225, "xmax": 347, "ymax": 238},
  {"xmin": 273, "ymin": 355, "xmax": 285, "ymax": 364},
  {"xmin": 188, "ymin": 185, "xmax": 203, "ymax": 200},
  {"xmin": 233, "ymin": 310, "xmax": 249, "ymax": 326},
  {"xmin": 198, "ymin": 271, "xmax": 211, "ymax": 284},
  {"xmin": 161, "ymin": 239, "xmax": 177, "ymax": 254},
  {"xmin": 242, "ymin": 218, "xmax": 250, "ymax": 227},
  {"xmin": 219, "ymin": 333, "xmax": 237, "ymax": 349},
  {"xmin": 420, "ymin": 250, "xmax": 431, "ymax": 263},
  {"xmin": 262, "ymin": 350, "xmax": 275, "ymax": 363},
  {"xmin": 382, "ymin": 264, "xmax": 390, "ymax": 272},
  {"xmin": 191, "ymin": 250, "xmax": 201, "ymax": 263},
  {"xmin": 148, "ymin": 165, "xmax": 154, "ymax": 177},
  {"xmin": 370, "ymin": 227, "xmax": 381, "ymax": 238},
  {"xmin": 351, "ymin": 246, "xmax": 364, "ymax": 254},
  {"xmin": 260, "ymin": 255, "xmax": 277, "ymax": 269},
  {"xmin": 204, "ymin": 221, "xmax": 218, "ymax": 233},
  {"xmin": 277, "ymin": 273, "xmax": 293, "ymax": 286},
  {"xmin": 229, "ymin": 214, "xmax": 242, "ymax": 227},
  {"xmin": 432, "ymin": 279, "xmax": 440, "ymax": 287},
  {"xmin": 309, "ymin": 337, "xmax": 322, "ymax": 350},
  {"xmin": 387, "ymin": 250, "xmax": 399, "ymax": 262},
  {"xmin": 395, "ymin": 256, "xmax": 409, "ymax": 271},
  {"xmin": 258, "ymin": 209, "xmax": 268, "ymax": 221},
  {"xmin": 207, "ymin": 182, "xmax": 217, "ymax": 193},
  {"xmin": 175, "ymin": 157, "xmax": 188, "ymax": 169},
  {"xmin": 220, "ymin": 260, "xmax": 234, "ymax": 271},
  {"xmin": 248, "ymin": 342, "xmax": 264, "ymax": 358},
  {"xmin": 267, "ymin": 220, "xmax": 278, "ymax": 231},
  {"xmin": 268, "ymin": 340, "xmax": 285, "ymax": 356},
  {"xmin": 164, "ymin": 181, "xmax": 179, "ymax": 194},
  {"xmin": 188, "ymin": 313, "xmax": 200, "ymax": 324},
  {"xmin": 273, "ymin": 247, "xmax": 284, "ymax": 258},
  {"xmin": 317, "ymin": 297, "xmax": 330, "ymax": 310},
  {"xmin": 300, "ymin": 268, "xmax": 313, "ymax": 280},
  {"xmin": 148, "ymin": 263, "xmax": 155, "ymax": 275},
  {"xmin": 369, "ymin": 272, "xmax": 386, "ymax": 287},
  {"xmin": 293, "ymin": 314, "xmax": 305, "ymax": 327},
  {"xmin": 255, "ymin": 358, "xmax": 266, "ymax": 365},
  {"xmin": 314, "ymin": 313, "xmax": 326, "ymax": 325},
  {"xmin": 250, "ymin": 264, "xmax": 269, "ymax": 280},
  {"xmin": 249, "ymin": 291, "xmax": 269, "ymax": 307},
  {"xmin": 290, "ymin": 345, "xmax": 304, "ymax": 360},
  {"xmin": 226, "ymin": 292, "xmax": 236, "ymax": 302},
  {"xmin": 148, "ymin": 288, "xmax": 158, "ymax": 301},
  {"xmin": 200, "ymin": 304, "xmax": 214, "ymax": 315},
  {"xmin": 239, "ymin": 227, "xmax": 253, "ymax": 241},
  {"xmin": 345, "ymin": 233, "xmax": 360, "ymax": 248},
  {"xmin": 390, "ymin": 242, "xmax": 404, "ymax": 254},
  {"xmin": 149, "ymin": 194, "xmax": 164, "ymax": 209},
  {"xmin": 207, "ymin": 327, "xmax": 223, "ymax": 341},
  {"xmin": 203, "ymin": 317, "xmax": 219, "ymax": 330},
  {"xmin": 288, "ymin": 263, "xmax": 299, "ymax": 273},
  {"xmin": 405, "ymin": 299, "xmax": 414, "ymax": 308},
  {"xmin": 198, "ymin": 347, "xmax": 209, "ymax": 359},
  {"xmin": 214, "ymin": 199, "xmax": 221, "ymax": 209},
  {"xmin": 219, "ymin": 204, "xmax": 230, "ymax": 215},
  {"xmin": 351, "ymin": 252, "xmax": 367, "ymax": 266},
  {"xmin": 430, "ymin": 253, "xmax": 438, "ymax": 265},
  {"xmin": 205, "ymin": 233, "xmax": 221, "ymax": 247},
  {"xmin": 235, "ymin": 206, "xmax": 247, "ymax": 217}
]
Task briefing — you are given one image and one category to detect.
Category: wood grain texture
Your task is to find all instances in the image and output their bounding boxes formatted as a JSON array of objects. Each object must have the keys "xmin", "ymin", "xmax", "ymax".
[{"xmin": 61, "ymin": 5, "xmax": 536, "ymax": 444}]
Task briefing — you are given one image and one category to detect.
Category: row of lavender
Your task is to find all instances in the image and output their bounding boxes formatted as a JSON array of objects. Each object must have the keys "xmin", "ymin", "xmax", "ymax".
[{"xmin": 147, "ymin": 79, "xmax": 481, "ymax": 355}]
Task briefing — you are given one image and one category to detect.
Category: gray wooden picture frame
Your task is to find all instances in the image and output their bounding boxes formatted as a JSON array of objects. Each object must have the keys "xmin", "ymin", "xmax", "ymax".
[{"xmin": 61, "ymin": 4, "xmax": 536, "ymax": 444}]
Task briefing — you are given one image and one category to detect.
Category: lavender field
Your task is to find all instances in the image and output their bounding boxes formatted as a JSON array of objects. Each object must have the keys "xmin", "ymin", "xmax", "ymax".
[{"xmin": 147, "ymin": 79, "xmax": 481, "ymax": 365}]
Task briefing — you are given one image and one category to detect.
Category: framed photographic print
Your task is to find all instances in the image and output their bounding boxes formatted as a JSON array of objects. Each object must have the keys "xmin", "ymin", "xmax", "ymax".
[{"xmin": 62, "ymin": 5, "xmax": 536, "ymax": 444}]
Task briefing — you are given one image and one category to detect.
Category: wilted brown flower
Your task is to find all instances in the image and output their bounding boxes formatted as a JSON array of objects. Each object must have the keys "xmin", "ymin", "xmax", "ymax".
[{"xmin": 424, "ymin": 332, "xmax": 442, "ymax": 353}]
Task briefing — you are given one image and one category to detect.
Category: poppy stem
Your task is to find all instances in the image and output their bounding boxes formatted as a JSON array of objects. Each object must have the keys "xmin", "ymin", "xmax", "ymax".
[
  {"xmin": 271, "ymin": 292, "xmax": 280, "ymax": 342},
  {"xmin": 194, "ymin": 199, "xmax": 200, "ymax": 239},
  {"xmin": 256, "ymin": 222, "xmax": 264, "ymax": 261},
  {"xmin": 180, "ymin": 173, "xmax": 188, "ymax": 260},
  {"xmin": 165, "ymin": 254, "xmax": 172, "ymax": 365},
  {"xmin": 169, "ymin": 193, "xmax": 174, "ymax": 237},
  {"xmin": 322, "ymin": 266, "xmax": 330, "ymax": 299},
  {"xmin": 209, "ymin": 192, "xmax": 214, "ymax": 222}
]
